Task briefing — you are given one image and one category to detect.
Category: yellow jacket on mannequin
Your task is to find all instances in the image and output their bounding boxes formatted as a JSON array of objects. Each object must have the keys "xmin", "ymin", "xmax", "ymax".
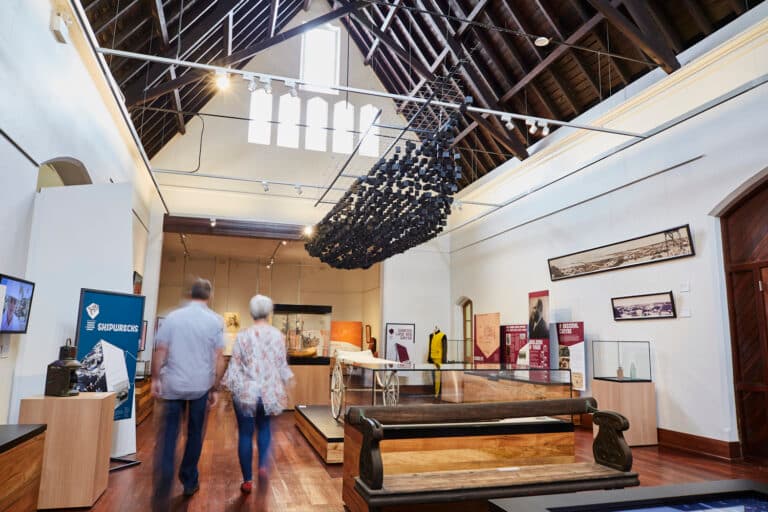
[{"xmin": 428, "ymin": 329, "xmax": 447, "ymax": 396}]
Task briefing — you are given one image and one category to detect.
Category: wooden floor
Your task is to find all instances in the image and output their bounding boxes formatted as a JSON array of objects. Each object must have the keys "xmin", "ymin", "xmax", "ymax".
[{"xmin": 75, "ymin": 398, "xmax": 768, "ymax": 512}]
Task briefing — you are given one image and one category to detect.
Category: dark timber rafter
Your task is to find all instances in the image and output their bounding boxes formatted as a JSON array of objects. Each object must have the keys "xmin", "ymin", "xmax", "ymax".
[
  {"xmin": 364, "ymin": 0, "xmax": 403, "ymax": 65},
  {"xmin": 147, "ymin": 0, "xmax": 185, "ymax": 134},
  {"xmin": 128, "ymin": 1, "xmax": 366, "ymax": 106},
  {"xmin": 586, "ymin": 0, "xmax": 680, "ymax": 73},
  {"xmin": 269, "ymin": 0, "xmax": 280, "ymax": 38}
]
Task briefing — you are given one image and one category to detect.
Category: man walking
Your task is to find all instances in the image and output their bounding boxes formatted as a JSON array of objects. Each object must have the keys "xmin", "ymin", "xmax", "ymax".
[{"xmin": 151, "ymin": 278, "xmax": 225, "ymax": 507}]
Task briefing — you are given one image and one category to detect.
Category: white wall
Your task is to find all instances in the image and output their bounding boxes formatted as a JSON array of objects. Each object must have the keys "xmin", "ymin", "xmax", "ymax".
[
  {"xmin": 0, "ymin": 1, "xmax": 165, "ymax": 421},
  {"xmin": 381, "ymin": 239, "xmax": 452, "ymax": 365},
  {"xmin": 157, "ymin": 254, "xmax": 381, "ymax": 337},
  {"xmin": 448, "ymin": 11, "xmax": 768, "ymax": 442},
  {"xmin": 150, "ymin": 1, "xmax": 407, "ymax": 225}
]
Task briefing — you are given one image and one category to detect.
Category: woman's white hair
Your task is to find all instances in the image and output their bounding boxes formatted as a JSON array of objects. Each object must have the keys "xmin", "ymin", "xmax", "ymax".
[{"xmin": 249, "ymin": 294, "xmax": 274, "ymax": 320}]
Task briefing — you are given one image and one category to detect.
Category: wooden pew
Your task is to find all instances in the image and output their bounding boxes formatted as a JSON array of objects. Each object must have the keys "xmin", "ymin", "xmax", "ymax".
[{"xmin": 346, "ymin": 398, "xmax": 638, "ymax": 512}]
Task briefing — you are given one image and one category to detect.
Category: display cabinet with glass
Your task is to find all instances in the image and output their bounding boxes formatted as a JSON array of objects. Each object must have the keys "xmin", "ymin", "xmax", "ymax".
[
  {"xmin": 592, "ymin": 340, "xmax": 652, "ymax": 382},
  {"xmin": 271, "ymin": 304, "xmax": 332, "ymax": 361}
]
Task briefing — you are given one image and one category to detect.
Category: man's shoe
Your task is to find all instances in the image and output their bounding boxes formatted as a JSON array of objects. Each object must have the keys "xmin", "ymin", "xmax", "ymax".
[{"xmin": 183, "ymin": 484, "xmax": 200, "ymax": 497}]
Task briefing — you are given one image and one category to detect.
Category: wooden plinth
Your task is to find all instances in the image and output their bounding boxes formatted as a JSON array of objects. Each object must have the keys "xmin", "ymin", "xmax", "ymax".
[
  {"xmin": 343, "ymin": 422, "xmax": 575, "ymax": 512},
  {"xmin": 287, "ymin": 364, "xmax": 331, "ymax": 409},
  {"xmin": 19, "ymin": 393, "xmax": 116, "ymax": 509},
  {"xmin": 591, "ymin": 379, "xmax": 658, "ymax": 446},
  {"xmin": 0, "ymin": 426, "xmax": 46, "ymax": 512},
  {"xmin": 134, "ymin": 378, "xmax": 153, "ymax": 425},
  {"xmin": 294, "ymin": 407, "xmax": 344, "ymax": 463}
]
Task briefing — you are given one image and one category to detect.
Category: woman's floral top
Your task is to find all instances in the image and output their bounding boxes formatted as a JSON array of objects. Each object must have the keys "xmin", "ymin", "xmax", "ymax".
[{"xmin": 222, "ymin": 324, "xmax": 293, "ymax": 416}]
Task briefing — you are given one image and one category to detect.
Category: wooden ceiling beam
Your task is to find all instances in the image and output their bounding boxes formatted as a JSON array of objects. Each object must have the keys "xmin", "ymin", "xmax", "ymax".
[
  {"xmin": 94, "ymin": 0, "xmax": 141, "ymax": 37},
  {"xmin": 624, "ymin": 0, "xmax": 681, "ymax": 61},
  {"xmin": 303, "ymin": 0, "xmax": 312, "ymax": 10},
  {"xmin": 643, "ymin": 0, "xmax": 684, "ymax": 54},
  {"xmin": 680, "ymin": 0, "xmax": 714, "ymax": 35},
  {"xmin": 147, "ymin": 0, "xmax": 185, "ymax": 134},
  {"xmin": 364, "ymin": 0, "xmax": 403, "ymax": 64},
  {"xmin": 467, "ymin": 112, "xmax": 528, "ymax": 160},
  {"xmin": 586, "ymin": 0, "xmax": 680, "ymax": 73}
]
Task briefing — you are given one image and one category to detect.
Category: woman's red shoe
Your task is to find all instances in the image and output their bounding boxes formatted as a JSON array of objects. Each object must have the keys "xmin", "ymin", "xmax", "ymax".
[{"xmin": 240, "ymin": 481, "xmax": 253, "ymax": 494}]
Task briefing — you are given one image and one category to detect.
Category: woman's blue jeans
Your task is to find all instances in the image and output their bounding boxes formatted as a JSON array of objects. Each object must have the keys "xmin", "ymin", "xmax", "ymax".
[{"xmin": 233, "ymin": 400, "xmax": 271, "ymax": 481}]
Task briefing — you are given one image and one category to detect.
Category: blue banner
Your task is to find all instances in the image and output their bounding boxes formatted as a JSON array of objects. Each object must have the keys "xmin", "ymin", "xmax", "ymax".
[{"xmin": 76, "ymin": 289, "xmax": 145, "ymax": 421}]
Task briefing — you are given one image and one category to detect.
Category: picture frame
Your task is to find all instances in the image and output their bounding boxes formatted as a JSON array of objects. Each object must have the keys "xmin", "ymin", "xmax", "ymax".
[
  {"xmin": 548, "ymin": 225, "xmax": 695, "ymax": 281},
  {"xmin": 139, "ymin": 320, "xmax": 148, "ymax": 352},
  {"xmin": 132, "ymin": 271, "xmax": 143, "ymax": 295},
  {"xmin": 611, "ymin": 291, "xmax": 677, "ymax": 321},
  {"xmin": 384, "ymin": 323, "xmax": 415, "ymax": 362}
]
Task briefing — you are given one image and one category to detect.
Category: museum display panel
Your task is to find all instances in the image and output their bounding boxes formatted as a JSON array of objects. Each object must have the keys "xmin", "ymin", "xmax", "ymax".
[
  {"xmin": 593, "ymin": 340, "xmax": 651, "ymax": 382},
  {"xmin": 272, "ymin": 304, "xmax": 333, "ymax": 361}
]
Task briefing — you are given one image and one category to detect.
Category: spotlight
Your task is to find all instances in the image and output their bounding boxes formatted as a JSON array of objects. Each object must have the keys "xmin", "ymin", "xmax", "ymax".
[
  {"xmin": 262, "ymin": 180, "xmax": 269, "ymax": 192},
  {"xmin": 295, "ymin": 184, "xmax": 303, "ymax": 196},
  {"xmin": 247, "ymin": 78, "xmax": 257, "ymax": 92},
  {"xmin": 534, "ymin": 36, "xmax": 550, "ymax": 47},
  {"xmin": 501, "ymin": 114, "xmax": 514, "ymax": 131},
  {"xmin": 266, "ymin": 264, "xmax": 271, "ymax": 270},
  {"xmin": 214, "ymin": 70, "xmax": 230, "ymax": 90},
  {"xmin": 210, "ymin": 218, "xmax": 216, "ymax": 227},
  {"xmin": 539, "ymin": 121, "xmax": 550, "ymax": 136},
  {"xmin": 455, "ymin": 200, "xmax": 463, "ymax": 211},
  {"xmin": 303, "ymin": 225, "xmax": 315, "ymax": 237},
  {"xmin": 259, "ymin": 76, "xmax": 272, "ymax": 95},
  {"xmin": 526, "ymin": 119, "xmax": 538, "ymax": 135},
  {"xmin": 281, "ymin": 240, "xmax": 288, "ymax": 246},
  {"xmin": 285, "ymin": 80, "xmax": 298, "ymax": 97}
]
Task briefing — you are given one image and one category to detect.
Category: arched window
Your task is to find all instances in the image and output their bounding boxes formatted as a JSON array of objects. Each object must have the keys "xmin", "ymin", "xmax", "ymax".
[
  {"xmin": 305, "ymin": 97, "xmax": 328, "ymax": 152},
  {"xmin": 332, "ymin": 101, "xmax": 355, "ymax": 154},
  {"xmin": 248, "ymin": 89, "xmax": 273, "ymax": 145},
  {"xmin": 359, "ymin": 104, "xmax": 380, "ymax": 157},
  {"xmin": 462, "ymin": 299, "xmax": 473, "ymax": 364},
  {"xmin": 300, "ymin": 24, "xmax": 340, "ymax": 94},
  {"xmin": 277, "ymin": 93, "xmax": 301, "ymax": 148}
]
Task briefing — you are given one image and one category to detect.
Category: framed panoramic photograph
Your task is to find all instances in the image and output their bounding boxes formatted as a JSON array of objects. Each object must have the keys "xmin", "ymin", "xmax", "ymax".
[
  {"xmin": 612, "ymin": 291, "xmax": 676, "ymax": 321},
  {"xmin": 548, "ymin": 225, "xmax": 694, "ymax": 281}
]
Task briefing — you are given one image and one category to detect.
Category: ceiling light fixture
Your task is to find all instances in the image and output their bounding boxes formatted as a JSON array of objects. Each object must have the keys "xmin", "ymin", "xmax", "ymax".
[
  {"xmin": 303, "ymin": 225, "xmax": 315, "ymax": 237},
  {"xmin": 262, "ymin": 180, "xmax": 269, "ymax": 192},
  {"xmin": 247, "ymin": 78, "xmax": 257, "ymax": 92},
  {"xmin": 526, "ymin": 118, "xmax": 538, "ymax": 135},
  {"xmin": 539, "ymin": 121, "xmax": 550, "ymax": 136},
  {"xmin": 260, "ymin": 76, "xmax": 272, "ymax": 95},
  {"xmin": 285, "ymin": 80, "xmax": 298, "ymax": 97},
  {"xmin": 295, "ymin": 184, "xmax": 303, "ymax": 196},
  {"xmin": 210, "ymin": 218, "xmax": 216, "ymax": 227},
  {"xmin": 455, "ymin": 200, "xmax": 463, "ymax": 211},
  {"xmin": 214, "ymin": 70, "xmax": 230, "ymax": 90},
  {"xmin": 281, "ymin": 240, "xmax": 288, "ymax": 246},
  {"xmin": 501, "ymin": 114, "xmax": 514, "ymax": 131},
  {"xmin": 534, "ymin": 36, "xmax": 551, "ymax": 47}
]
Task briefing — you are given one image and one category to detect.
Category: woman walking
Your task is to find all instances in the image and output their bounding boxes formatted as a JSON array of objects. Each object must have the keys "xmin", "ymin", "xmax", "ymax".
[{"xmin": 222, "ymin": 295, "xmax": 293, "ymax": 493}]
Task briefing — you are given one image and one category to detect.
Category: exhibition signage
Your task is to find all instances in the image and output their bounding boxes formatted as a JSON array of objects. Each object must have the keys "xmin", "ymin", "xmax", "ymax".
[
  {"xmin": 500, "ymin": 324, "xmax": 528, "ymax": 366},
  {"xmin": 384, "ymin": 323, "xmax": 415, "ymax": 362},
  {"xmin": 76, "ymin": 289, "xmax": 145, "ymax": 421},
  {"xmin": 474, "ymin": 312, "xmax": 501, "ymax": 363},
  {"xmin": 556, "ymin": 322, "xmax": 586, "ymax": 391},
  {"xmin": 528, "ymin": 290, "xmax": 551, "ymax": 369}
]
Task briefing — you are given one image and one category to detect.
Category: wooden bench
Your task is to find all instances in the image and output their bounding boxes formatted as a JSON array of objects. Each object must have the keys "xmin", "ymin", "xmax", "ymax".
[{"xmin": 346, "ymin": 397, "xmax": 639, "ymax": 512}]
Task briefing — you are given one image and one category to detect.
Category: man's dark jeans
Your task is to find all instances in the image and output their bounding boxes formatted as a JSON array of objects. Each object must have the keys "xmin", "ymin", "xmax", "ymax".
[{"xmin": 154, "ymin": 391, "xmax": 209, "ymax": 504}]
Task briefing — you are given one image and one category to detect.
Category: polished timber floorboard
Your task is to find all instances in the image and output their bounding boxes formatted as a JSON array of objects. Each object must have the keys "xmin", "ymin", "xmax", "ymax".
[{"xmin": 76, "ymin": 398, "xmax": 768, "ymax": 512}]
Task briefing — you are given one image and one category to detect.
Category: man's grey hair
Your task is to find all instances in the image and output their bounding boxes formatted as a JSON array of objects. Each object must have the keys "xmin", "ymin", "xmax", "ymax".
[
  {"xmin": 190, "ymin": 278, "xmax": 212, "ymax": 300},
  {"xmin": 249, "ymin": 295, "xmax": 273, "ymax": 320}
]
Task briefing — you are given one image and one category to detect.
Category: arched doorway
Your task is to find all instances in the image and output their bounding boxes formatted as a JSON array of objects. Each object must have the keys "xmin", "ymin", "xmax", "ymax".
[
  {"xmin": 37, "ymin": 157, "xmax": 92, "ymax": 190},
  {"xmin": 459, "ymin": 298, "xmax": 473, "ymax": 364},
  {"xmin": 721, "ymin": 177, "xmax": 768, "ymax": 461}
]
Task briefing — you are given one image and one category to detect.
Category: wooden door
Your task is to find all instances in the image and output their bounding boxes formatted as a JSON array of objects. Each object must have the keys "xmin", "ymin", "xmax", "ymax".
[{"xmin": 722, "ymin": 181, "xmax": 768, "ymax": 460}]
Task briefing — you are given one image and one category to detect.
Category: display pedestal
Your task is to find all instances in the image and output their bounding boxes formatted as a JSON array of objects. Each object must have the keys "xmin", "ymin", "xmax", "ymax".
[
  {"xmin": 134, "ymin": 378, "xmax": 153, "ymax": 425},
  {"xmin": 19, "ymin": 393, "xmax": 116, "ymax": 509},
  {"xmin": 294, "ymin": 406, "xmax": 344, "ymax": 463},
  {"xmin": 591, "ymin": 379, "xmax": 657, "ymax": 446},
  {"xmin": 0, "ymin": 425, "xmax": 46, "ymax": 512},
  {"xmin": 287, "ymin": 362, "xmax": 331, "ymax": 409}
]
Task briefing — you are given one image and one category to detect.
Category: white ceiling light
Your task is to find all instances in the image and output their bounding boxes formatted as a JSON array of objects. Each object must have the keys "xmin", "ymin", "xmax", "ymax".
[
  {"xmin": 262, "ymin": 180, "xmax": 269, "ymax": 192},
  {"xmin": 285, "ymin": 80, "xmax": 298, "ymax": 97},
  {"xmin": 260, "ymin": 76, "xmax": 272, "ymax": 95},
  {"xmin": 247, "ymin": 78, "xmax": 257, "ymax": 92},
  {"xmin": 539, "ymin": 121, "xmax": 550, "ymax": 136},
  {"xmin": 526, "ymin": 118, "xmax": 538, "ymax": 135},
  {"xmin": 295, "ymin": 184, "xmax": 303, "ymax": 196},
  {"xmin": 210, "ymin": 218, "xmax": 216, "ymax": 227},
  {"xmin": 303, "ymin": 225, "xmax": 315, "ymax": 237},
  {"xmin": 214, "ymin": 70, "xmax": 230, "ymax": 90},
  {"xmin": 281, "ymin": 240, "xmax": 288, "ymax": 246},
  {"xmin": 501, "ymin": 114, "xmax": 514, "ymax": 131},
  {"xmin": 534, "ymin": 36, "xmax": 551, "ymax": 47}
]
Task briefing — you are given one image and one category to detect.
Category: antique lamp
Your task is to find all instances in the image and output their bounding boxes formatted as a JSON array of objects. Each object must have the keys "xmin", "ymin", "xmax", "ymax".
[{"xmin": 45, "ymin": 338, "xmax": 82, "ymax": 397}]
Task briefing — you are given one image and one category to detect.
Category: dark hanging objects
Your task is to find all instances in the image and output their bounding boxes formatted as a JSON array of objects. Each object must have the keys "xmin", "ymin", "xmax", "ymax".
[{"xmin": 305, "ymin": 101, "xmax": 470, "ymax": 270}]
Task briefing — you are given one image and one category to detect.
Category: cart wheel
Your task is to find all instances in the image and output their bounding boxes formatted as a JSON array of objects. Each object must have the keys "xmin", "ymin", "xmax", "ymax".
[
  {"xmin": 330, "ymin": 362, "xmax": 344, "ymax": 420},
  {"xmin": 382, "ymin": 371, "xmax": 399, "ymax": 407}
]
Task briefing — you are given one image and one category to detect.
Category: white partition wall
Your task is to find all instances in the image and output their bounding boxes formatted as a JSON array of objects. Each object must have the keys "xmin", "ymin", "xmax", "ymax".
[{"xmin": 10, "ymin": 183, "xmax": 137, "ymax": 455}]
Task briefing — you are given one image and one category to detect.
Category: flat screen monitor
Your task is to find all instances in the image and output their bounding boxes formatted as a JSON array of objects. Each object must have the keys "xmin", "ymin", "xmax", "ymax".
[{"xmin": 0, "ymin": 274, "xmax": 36, "ymax": 334}]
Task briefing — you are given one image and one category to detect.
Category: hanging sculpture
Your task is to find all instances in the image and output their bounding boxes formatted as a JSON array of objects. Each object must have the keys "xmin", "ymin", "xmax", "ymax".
[{"xmin": 305, "ymin": 100, "xmax": 469, "ymax": 269}]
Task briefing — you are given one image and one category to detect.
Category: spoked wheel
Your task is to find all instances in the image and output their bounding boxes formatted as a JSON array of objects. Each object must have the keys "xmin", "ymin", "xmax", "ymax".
[
  {"xmin": 330, "ymin": 361, "xmax": 344, "ymax": 421},
  {"xmin": 382, "ymin": 371, "xmax": 399, "ymax": 407}
]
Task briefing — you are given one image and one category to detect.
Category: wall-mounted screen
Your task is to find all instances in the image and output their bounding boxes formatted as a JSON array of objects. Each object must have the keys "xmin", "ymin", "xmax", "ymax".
[{"xmin": 0, "ymin": 274, "xmax": 36, "ymax": 334}]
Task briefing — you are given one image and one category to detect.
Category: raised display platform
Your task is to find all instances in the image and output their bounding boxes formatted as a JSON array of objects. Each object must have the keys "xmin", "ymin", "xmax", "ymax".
[{"xmin": 294, "ymin": 405, "xmax": 344, "ymax": 464}]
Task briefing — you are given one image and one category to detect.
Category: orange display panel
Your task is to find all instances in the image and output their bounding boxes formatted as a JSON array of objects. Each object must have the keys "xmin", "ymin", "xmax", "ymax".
[{"xmin": 331, "ymin": 321, "xmax": 363, "ymax": 347}]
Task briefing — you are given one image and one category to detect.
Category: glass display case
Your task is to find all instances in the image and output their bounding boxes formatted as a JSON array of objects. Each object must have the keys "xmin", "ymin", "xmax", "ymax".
[
  {"xmin": 331, "ymin": 363, "xmax": 573, "ymax": 418},
  {"xmin": 592, "ymin": 340, "xmax": 651, "ymax": 382},
  {"xmin": 271, "ymin": 304, "xmax": 332, "ymax": 361}
]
